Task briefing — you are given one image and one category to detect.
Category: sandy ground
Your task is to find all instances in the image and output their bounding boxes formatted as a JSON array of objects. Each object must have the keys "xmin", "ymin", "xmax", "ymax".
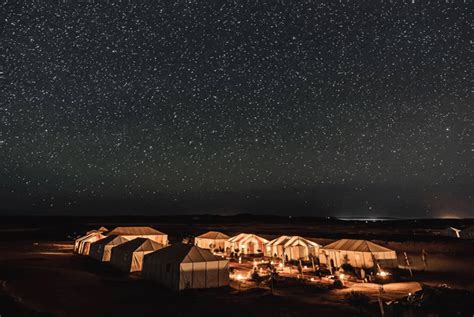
[
  {"xmin": 0, "ymin": 241, "xmax": 362, "ymax": 317},
  {"xmin": 0, "ymin": 220, "xmax": 473, "ymax": 317}
]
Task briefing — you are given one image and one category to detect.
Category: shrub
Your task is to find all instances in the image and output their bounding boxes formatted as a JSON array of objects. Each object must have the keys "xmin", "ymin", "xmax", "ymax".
[{"xmin": 345, "ymin": 291, "xmax": 370, "ymax": 308}]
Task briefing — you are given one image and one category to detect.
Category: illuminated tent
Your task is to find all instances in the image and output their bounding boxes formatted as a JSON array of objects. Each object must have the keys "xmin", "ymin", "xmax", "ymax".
[
  {"xmin": 107, "ymin": 226, "xmax": 168, "ymax": 245},
  {"xmin": 265, "ymin": 236, "xmax": 320, "ymax": 261},
  {"xmin": 194, "ymin": 231, "xmax": 230, "ymax": 252},
  {"xmin": 225, "ymin": 233, "xmax": 269, "ymax": 255},
  {"xmin": 142, "ymin": 243, "xmax": 229, "ymax": 290},
  {"xmin": 86, "ymin": 226, "xmax": 108, "ymax": 235},
  {"xmin": 440, "ymin": 227, "xmax": 461, "ymax": 238},
  {"xmin": 74, "ymin": 232, "xmax": 106, "ymax": 255},
  {"xmin": 89, "ymin": 235, "xmax": 129, "ymax": 262},
  {"xmin": 110, "ymin": 238, "xmax": 164, "ymax": 272},
  {"xmin": 319, "ymin": 239, "xmax": 398, "ymax": 269}
]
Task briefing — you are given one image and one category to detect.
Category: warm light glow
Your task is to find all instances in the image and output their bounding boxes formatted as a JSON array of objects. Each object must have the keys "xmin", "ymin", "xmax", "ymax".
[
  {"xmin": 377, "ymin": 271, "xmax": 390, "ymax": 277},
  {"xmin": 304, "ymin": 265, "xmax": 307, "ymax": 269},
  {"xmin": 278, "ymin": 263, "xmax": 284, "ymax": 268},
  {"xmin": 310, "ymin": 277, "xmax": 315, "ymax": 281},
  {"xmin": 253, "ymin": 260, "xmax": 257, "ymax": 266},
  {"xmin": 339, "ymin": 273, "xmax": 345, "ymax": 279},
  {"xmin": 236, "ymin": 274, "xmax": 243, "ymax": 281},
  {"xmin": 270, "ymin": 261, "xmax": 274, "ymax": 265}
]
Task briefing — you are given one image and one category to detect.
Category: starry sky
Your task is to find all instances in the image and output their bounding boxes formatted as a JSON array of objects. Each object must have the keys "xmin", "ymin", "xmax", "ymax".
[{"xmin": 0, "ymin": 1, "xmax": 472, "ymax": 217}]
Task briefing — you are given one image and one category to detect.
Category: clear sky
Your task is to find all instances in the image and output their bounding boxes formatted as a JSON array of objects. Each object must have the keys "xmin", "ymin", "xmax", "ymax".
[{"xmin": 1, "ymin": 1, "xmax": 472, "ymax": 217}]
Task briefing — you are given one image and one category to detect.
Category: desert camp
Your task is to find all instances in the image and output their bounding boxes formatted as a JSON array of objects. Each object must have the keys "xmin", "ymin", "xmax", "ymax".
[
  {"xmin": 225, "ymin": 233, "xmax": 269, "ymax": 255},
  {"xmin": 110, "ymin": 238, "xmax": 165, "ymax": 272},
  {"xmin": 142, "ymin": 243, "xmax": 230, "ymax": 290},
  {"xmin": 194, "ymin": 231, "xmax": 230, "ymax": 252},
  {"xmin": 319, "ymin": 239, "xmax": 398, "ymax": 269},
  {"xmin": 265, "ymin": 235, "xmax": 320, "ymax": 261}
]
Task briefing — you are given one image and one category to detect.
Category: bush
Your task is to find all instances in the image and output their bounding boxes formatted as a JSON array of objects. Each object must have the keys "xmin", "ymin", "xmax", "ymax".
[{"xmin": 345, "ymin": 291, "xmax": 370, "ymax": 308}]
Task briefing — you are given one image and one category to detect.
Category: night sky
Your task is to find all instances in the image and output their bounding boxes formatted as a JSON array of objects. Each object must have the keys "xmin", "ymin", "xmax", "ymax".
[{"xmin": 1, "ymin": 1, "xmax": 472, "ymax": 217}]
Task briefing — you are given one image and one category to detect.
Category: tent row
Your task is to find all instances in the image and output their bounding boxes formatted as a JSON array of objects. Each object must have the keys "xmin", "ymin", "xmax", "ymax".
[
  {"xmin": 74, "ymin": 227, "xmax": 230, "ymax": 291},
  {"xmin": 194, "ymin": 231, "xmax": 398, "ymax": 269},
  {"xmin": 75, "ymin": 227, "xmax": 399, "ymax": 291}
]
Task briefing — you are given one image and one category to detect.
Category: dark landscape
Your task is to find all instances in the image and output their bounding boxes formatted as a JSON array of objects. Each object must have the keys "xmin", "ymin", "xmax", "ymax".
[{"xmin": 1, "ymin": 215, "xmax": 473, "ymax": 317}]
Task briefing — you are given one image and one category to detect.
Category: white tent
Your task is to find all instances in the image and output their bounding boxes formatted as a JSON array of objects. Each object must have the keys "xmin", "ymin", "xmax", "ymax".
[
  {"xmin": 89, "ymin": 235, "xmax": 130, "ymax": 262},
  {"xmin": 265, "ymin": 236, "xmax": 320, "ymax": 261},
  {"xmin": 142, "ymin": 243, "xmax": 229, "ymax": 291},
  {"xmin": 86, "ymin": 226, "xmax": 108, "ymax": 235},
  {"xmin": 194, "ymin": 231, "xmax": 230, "ymax": 252},
  {"xmin": 107, "ymin": 226, "xmax": 168, "ymax": 245},
  {"xmin": 440, "ymin": 227, "xmax": 461, "ymax": 238},
  {"xmin": 225, "ymin": 233, "xmax": 269, "ymax": 255},
  {"xmin": 110, "ymin": 238, "xmax": 164, "ymax": 272},
  {"xmin": 74, "ymin": 232, "xmax": 106, "ymax": 255},
  {"xmin": 319, "ymin": 239, "xmax": 398, "ymax": 269}
]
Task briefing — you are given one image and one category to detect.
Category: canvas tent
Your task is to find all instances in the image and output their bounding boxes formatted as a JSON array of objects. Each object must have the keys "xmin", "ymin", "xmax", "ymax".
[
  {"xmin": 86, "ymin": 226, "xmax": 108, "ymax": 235},
  {"xmin": 440, "ymin": 227, "xmax": 461, "ymax": 238},
  {"xmin": 225, "ymin": 233, "xmax": 269, "ymax": 255},
  {"xmin": 320, "ymin": 239, "xmax": 398, "ymax": 269},
  {"xmin": 110, "ymin": 238, "xmax": 164, "ymax": 272},
  {"xmin": 142, "ymin": 243, "xmax": 229, "ymax": 290},
  {"xmin": 74, "ymin": 232, "xmax": 106, "ymax": 255},
  {"xmin": 265, "ymin": 236, "xmax": 320, "ymax": 261},
  {"xmin": 194, "ymin": 231, "xmax": 230, "ymax": 252},
  {"xmin": 107, "ymin": 226, "xmax": 168, "ymax": 245},
  {"xmin": 89, "ymin": 235, "xmax": 130, "ymax": 262}
]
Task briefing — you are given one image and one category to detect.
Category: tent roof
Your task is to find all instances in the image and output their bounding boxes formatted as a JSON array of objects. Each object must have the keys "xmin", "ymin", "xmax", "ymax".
[
  {"xmin": 196, "ymin": 231, "xmax": 230, "ymax": 240},
  {"xmin": 266, "ymin": 236, "xmax": 320, "ymax": 247},
  {"xmin": 146, "ymin": 243, "xmax": 222, "ymax": 263},
  {"xmin": 267, "ymin": 235, "xmax": 292, "ymax": 246},
  {"xmin": 284, "ymin": 236, "xmax": 320, "ymax": 248},
  {"xmin": 86, "ymin": 226, "xmax": 109, "ymax": 235},
  {"xmin": 323, "ymin": 239, "xmax": 393, "ymax": 253},
  {"xmin": 77, "ymin": 232, "xmax": 105, "ymax": 242},
  {"xmin": 107, "ymin": 226, "xmax": 166, "ymax": 236},
  {"xmin": 113, "ymin": 238, "xmax": 163, "ymax": 253},
  {"xmin": 228, "ymin": 233, "xmax": 269, "ymax": 244},
  {"xmin": 92, "ymin": 235, "xmax": 128, "ymax": 247}
]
